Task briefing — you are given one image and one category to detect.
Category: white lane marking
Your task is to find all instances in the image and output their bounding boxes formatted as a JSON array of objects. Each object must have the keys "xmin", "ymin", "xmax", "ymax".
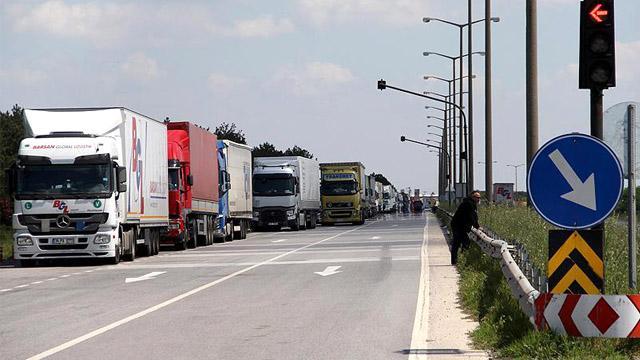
[
  {"xmin": 113, "ymin": 256, "xmax": 419, "ymax": 269},
  {"xmin": 371, "ymin": 236, "xmax": 381, "ymax": 240},
  {"xmin": 26, "ymin": 222, "xmax": 377, "ymax": 360},
  {"xmin": 72, "ymin": 272, "xmax": 82, "ymax": 275},
  {"xmin": 391, "ymin": 225, "xmax": 399, "ymax": 227},
  {"xmin": 271, "ymin": 239, "xmax": 287, "ymax": 243},
  {"xmin": 125, "ymin": 271, "xmax": 167, "ymax": 284},
  {"xmin": 314, "ymin": 266, "xmax": 342, "ymax": 277},
  {"xmin": 59, "ymin": 275, "xmax": 70, "ymax": 278},
  {"xmin": 192, "ymin": 239, "xmax": 421, "ymax": 248},
  {"xmin": 15, "ymin": 284, "xmax": 29, "ymax": 288},
  {"xmin": 31, "ymin": 281, "xmax": 43, "ymax": 285},
  {"xmin": 409, "ymin": 215, "xmax": 430, "ymax": 360},
  {"xmin": 45, "ymin": 278, "xmax": 58, "ymax": 281},
  {"xmin": 155, "ymin": 247, "xmax": 420, "ymax": 258},
  {"xmin": 1, "ymin": 288, "xmax": 12, "ymax": 292},
  {"xmin": 84, "ymin": 270, "xmax": 94, "ymax": 273}
]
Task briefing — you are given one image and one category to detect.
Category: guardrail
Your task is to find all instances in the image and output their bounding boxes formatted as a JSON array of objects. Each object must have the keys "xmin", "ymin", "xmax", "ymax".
[{"xmin": 436, "ymin": 209, "xmax": 542, "ymax": 324}]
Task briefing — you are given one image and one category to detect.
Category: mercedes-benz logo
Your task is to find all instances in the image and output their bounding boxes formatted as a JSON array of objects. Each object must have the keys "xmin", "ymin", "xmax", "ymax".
[{"xmin": 56, "ymin": 215, "xmax": 71, "ymax": 228}]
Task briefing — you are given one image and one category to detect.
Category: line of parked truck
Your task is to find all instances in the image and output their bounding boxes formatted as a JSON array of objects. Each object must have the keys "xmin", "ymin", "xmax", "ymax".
[{"xmin": 4, "ymin": 107, "xmax": 399, "ymax": 266}]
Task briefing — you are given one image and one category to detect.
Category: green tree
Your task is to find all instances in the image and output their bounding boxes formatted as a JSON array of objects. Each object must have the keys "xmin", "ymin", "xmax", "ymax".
[
  {"xmin": 283, "ymin": 145, "xmax": 314, "ymax": 159},
  {"xmin": 252, "ymin": 142, "xmax": 283, "ymax": 158},
  {"xmin": 214, "ymin": 122, "xmax": 247, "ymax": 144},
  {"xmin": 0, "ymin": 105, "xmax": 25, "ymax": 195}
]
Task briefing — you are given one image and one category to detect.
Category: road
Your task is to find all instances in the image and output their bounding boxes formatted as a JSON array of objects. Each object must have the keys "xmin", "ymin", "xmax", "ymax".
[{"xmin": 0, "ymin": 213, "xmax": 485, "ymax": 360}]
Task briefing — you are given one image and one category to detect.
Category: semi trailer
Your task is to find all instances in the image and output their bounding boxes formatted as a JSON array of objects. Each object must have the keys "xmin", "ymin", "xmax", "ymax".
[
  {"xmin": 8, "ymin": 108, "xmax": 168, "ymax": 265},
  {"xmin": 252, "ymin": 157, "xmax": 320, "ymax": 231},
  {"xmin": 216, "ymin": 139, "xmax": 253, "ymax": 241}
]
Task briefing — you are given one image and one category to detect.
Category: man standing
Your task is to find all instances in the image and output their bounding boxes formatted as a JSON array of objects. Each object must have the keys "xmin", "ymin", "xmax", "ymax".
[{"xmin": 450, "ymin": 190, "xmax": 481, "ymax": 265}]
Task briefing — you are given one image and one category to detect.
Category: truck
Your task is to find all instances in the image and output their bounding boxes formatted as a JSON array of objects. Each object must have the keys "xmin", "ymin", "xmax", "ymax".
[
  {"xmin": 8, "ymin": 107, "xmax": 168, "ymax": 265},
  {"xmin": 365, "ymin": 174, "xmax": 376, "ymax": 217},
  {"xmin": 252, "ymin": 157, "xmax": 320, "ymax": 231},
  {"xmin": 375, "ymin": 181, "xmax": 384, "ymax": 214},
  {"xmin": 320, "ymin": 162, "xmax": 367, "ymax": 225},
  {"xmin": 382, "ymin": 185, "xmax": 397, "ymax": 213},
  {"xmin": 164, "ymin": 122, "xmax": 219, "ymax": 250},
  {"xmin": 216, "ymin": 139, "xmax": 253, "ymax": 241}
]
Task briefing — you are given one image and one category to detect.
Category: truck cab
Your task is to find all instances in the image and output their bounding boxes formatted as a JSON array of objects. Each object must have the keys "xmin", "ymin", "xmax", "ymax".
[
  {"xmin": 320, "ymin": 162, "xmax": 366, "ymax": 225},
  {"xmin": 10, "ymin": 133, "xmax": 126, "ymax": 265},
  {"xmin": 252, "ymin": 161, "xmax": 301, "ymax": 230}
]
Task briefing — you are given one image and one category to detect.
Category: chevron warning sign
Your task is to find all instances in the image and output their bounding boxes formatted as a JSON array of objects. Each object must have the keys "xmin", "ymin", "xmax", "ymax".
[{"xmin": 548, "ymin": 230, "xmax": 604, "ymax": 294}]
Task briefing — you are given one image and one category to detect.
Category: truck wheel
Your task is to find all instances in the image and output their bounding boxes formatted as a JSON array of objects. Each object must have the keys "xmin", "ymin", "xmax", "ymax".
[
  {"xmin": 153, "ymin": 230, "xmax": 159, "ymax": 255},
  {"xmin": 233, "ymin": 220, "xmax": 242, "ymax": 239},
  {"xmin": 109, "ymin": 245, "xmax": 121, "ymax": 264},
  {"xmin": 309, "ymin": 214, "xmax": 317, "ymax": 229},
  {"xmin": 126, "ymin": 229, "xmax": 137, "ymax": 261},
  {"xmin": 241, "ymin": 220, "xmax": 247, "ymax": 239},
  {"xmin": 290, "ymin": 219, "xmax": 300, "ymax": 231},
  {"xmin": 224, "ymin": 222, "xmax": 234, "ymax": 242}
]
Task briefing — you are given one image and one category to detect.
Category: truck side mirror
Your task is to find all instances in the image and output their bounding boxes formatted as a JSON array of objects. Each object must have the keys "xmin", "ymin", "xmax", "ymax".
[
  {"xmin": 187, "ymin": 174, "xmax": 194, "ymax": 186},
  {"xmin": 225, "ymin": 172, "xmax": 231, "ymax": 183},
  {"xmin": 4, "ymin": 165, "xmax": 16, "ymax": 194},
  {"xmin": 117, "ymin": 166, "xmax": 127, "ymax": 193}
]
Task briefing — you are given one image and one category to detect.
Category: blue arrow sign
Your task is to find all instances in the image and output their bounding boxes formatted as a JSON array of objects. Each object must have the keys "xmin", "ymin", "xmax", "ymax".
[{"xmin": 528, "ymin": 133, "xmax": 623, "ymax": 229}]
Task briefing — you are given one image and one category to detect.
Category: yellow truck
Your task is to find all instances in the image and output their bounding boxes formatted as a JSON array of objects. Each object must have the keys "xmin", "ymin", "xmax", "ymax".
[{"xmin": 320, "ymin": 162, "xmax": 367, "ymax": 225}]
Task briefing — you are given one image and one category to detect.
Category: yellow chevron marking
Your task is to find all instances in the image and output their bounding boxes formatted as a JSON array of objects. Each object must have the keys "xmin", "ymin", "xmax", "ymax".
[
  {"xmin": 551, "ymin": 265, "xmax": 601, "ymax": 294},
  {"xmin": 548, "ymin": 231, "xmax": 603, "ymax": 278}
]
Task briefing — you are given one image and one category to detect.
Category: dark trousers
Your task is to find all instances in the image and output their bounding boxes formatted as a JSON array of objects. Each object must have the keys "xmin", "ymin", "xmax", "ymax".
[{"xmin": 451, "ymin": 228, "xmax": 470, "ymax": 264}]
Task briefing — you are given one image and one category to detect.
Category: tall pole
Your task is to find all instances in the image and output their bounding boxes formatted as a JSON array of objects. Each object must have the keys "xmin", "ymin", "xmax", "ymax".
[
  {"xmin": 452, "ymin": 62, "xmax": 458, "ymax": 193},
  {"xmin": 467, "ymin": 0, "xmax": 474, "ymax": 194},
  {"xmin": 485, "ymin": 0, "xmax": 493, "ymax": 203},
  {"xmin": 458, "ymin": 28, "xmax": 464, "ymax": 195},
  {"xmin": 526, "ymin": 0, "xmax": 539, "ymax": 202},
  {"xmin": 628, "ymin": 104, "xmax": 637, "ymax": 289},
  {"xmin": 591, "ymin": 89, "xmax": 604, "ymax": 139}
]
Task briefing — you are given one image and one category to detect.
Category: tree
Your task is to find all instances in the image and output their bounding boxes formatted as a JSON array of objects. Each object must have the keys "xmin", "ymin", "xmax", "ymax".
[
  {"xmin": 214, "ymin": 122, "xmax": 247, "ymax": 144},
  {"xmin": 0, "ymin": 105, "xmax": 24, "ymax": 195},
  {"xmin": 252, "ymin": 142, "xmax": 283, "ymax": 158},
  {"xmin": 283, "ymin": 145, "xmax": 314, "ymax": 159}
]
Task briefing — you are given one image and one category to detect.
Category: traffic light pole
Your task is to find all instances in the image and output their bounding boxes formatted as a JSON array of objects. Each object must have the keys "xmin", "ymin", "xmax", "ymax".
[{"xmin": 590, "ymin": 88, "xmax": 604, "ymax": 139}]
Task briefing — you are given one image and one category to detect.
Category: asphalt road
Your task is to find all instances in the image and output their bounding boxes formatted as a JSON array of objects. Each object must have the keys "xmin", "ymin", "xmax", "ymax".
[{"xmin": 1, "ymin": 213, "xmax": 428, "ymax": 360}]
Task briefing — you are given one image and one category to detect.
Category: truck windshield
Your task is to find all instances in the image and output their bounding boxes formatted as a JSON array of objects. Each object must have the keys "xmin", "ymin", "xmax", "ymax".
[
  {"xmin": 16, "ymin": 164, "xmax": 112, "ymax": 199},
  {"xmin": 168, "ymin": 169, "xmax": 179, "ymax": 191},
  {"xmin": 253, "ymin": 175, "xmax": 295, "ymax": 196},
  {"xmin": 321, "ymin": 181, "xmax": 358, "ymax": 196}
]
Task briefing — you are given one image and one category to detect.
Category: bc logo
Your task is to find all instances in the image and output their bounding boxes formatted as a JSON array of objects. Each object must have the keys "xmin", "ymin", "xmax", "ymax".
[{"xmin": 129, "ymin": 118, "xmax": 144, "ymax": 212}]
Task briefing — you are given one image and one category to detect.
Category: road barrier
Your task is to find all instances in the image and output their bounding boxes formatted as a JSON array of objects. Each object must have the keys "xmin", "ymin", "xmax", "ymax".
[{"xmin": 436, "ymin": 209, "xmax": 541, "ymax": 325}]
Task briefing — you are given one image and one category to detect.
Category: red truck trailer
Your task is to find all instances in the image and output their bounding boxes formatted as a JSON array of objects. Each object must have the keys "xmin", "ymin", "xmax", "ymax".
[{"xmin": 162, "ymin": 122, "xmax": 219, "ymax": 249}]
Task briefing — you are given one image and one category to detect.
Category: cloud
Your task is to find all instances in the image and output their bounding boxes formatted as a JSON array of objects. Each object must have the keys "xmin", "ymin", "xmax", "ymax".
[
  {"xmin": 273, "ymin": 62, "xmax": 355, "ymax": 95},
  {"xmin": 7, "ymin": 0, "xmax": 135, "ymax": 44},
  {"xmin": 208, "ymin": 73, "xmax": 246, "ymax": 91},
  {"xmin": 0, "ymin": 67, "xmax": 47, "ymax": 86},
  {"xmin": 120, "ymin": 53, "xmax": 159, "ymax": 80},
  {"xmin": 617, "ymin": 41, "xmax": 640, "ymax": 80},
  {"xmin": 298, "ymin": 0, "xmax": 428, "ymax": 26},
  {"xmin": 223, "ymin": 16, "xmax": 295, "ymax": 38}
]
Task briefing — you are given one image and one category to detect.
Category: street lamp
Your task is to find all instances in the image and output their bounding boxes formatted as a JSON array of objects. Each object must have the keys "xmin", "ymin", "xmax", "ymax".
[
  {"xmin": 423, "ymin": 15, "xmax": 500, "ymax": 195},
  {"xmin": 427, "ymin": 124, "xmax": 444, "ymax": 131},
  {"xmin": 506, "ymin": 163, "xmax": 525, "ymax": 199},
  {"xmin": 400, "ymin": 135, "xmax": 452, "ymax": 206}
]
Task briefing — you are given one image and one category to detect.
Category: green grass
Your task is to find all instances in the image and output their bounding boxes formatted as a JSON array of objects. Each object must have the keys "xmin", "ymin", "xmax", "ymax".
[
  {"xmin": 438, "ymin": 205, "xmax": 640, "ymax": 358},
  {"xmin": 1, "ymin": 225, "xmax": 12, "ymax": 261}
]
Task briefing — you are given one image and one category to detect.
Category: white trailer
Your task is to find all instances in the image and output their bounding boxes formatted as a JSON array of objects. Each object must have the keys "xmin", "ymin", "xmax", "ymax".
[
  {"xmin": 217, "ymin": 140, "xmax": 253, "ymax": 240},
  {"xmin": 252, "ymin": 156, "xmax": 320, "ymax": 231},
  {"xmin": 9, "ymin": 108, "xmax": 168, "ymax": 265}
]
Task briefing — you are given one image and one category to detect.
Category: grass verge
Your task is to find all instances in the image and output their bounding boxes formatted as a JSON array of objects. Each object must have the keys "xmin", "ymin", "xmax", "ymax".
[
  {"xmin": 438, "ymin": 205, "xmax": 640, "ymax": 359},
  {"xmin": 1, "ymin": 225, "xmax": 12, "ymax": 261}
]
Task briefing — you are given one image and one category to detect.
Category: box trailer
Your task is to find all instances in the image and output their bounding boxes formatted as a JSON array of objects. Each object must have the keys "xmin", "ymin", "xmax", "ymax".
[{"xmin": 217, "ymin": 139, "xmax": 252, "ymax": 240}]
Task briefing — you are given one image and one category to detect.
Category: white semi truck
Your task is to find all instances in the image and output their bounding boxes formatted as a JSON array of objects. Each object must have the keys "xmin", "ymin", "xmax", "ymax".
[
  {"xmin": 252, "ymin": 156, "xmax": 320, "ymax": 231},
  {"xmin": 7, "ymin": 108, "xmax": 168, "ymax": 266}
]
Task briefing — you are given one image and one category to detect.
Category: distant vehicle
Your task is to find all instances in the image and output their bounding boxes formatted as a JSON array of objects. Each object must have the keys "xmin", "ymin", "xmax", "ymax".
[
  {"xmin": 320, "ymin": 162, "xmax": 367, "ymax": 225},
  {"xmin": 8, "ymin": 108, "xmax": 168, "ymax": 265},
  {"xmin": 365, "ymin": 175, "xmax": 376, "ymax": 217},
  {"xmin": 163, "ymin": 122, "xmax": 219, "ymax": 250},
  {"xmin": 252, "ymin": 157, "xmax": 320, "ymax": 231},
  {"xmin": 383, "ymin": 185, "xmax": 397, "ymax": 213},
  {"xmin": 375, "ymin": 181, "xmax": 384, "ymax": 214},
  {"xmin": 216, "ymin": 140, "xmax": 253, "ymax": 241}
]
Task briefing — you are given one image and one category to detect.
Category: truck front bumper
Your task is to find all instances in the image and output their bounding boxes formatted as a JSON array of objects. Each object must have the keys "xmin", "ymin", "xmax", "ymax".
[
  {"xmin": 13, "ymin": 229, "xmax": 119, "ymax": 260},
  {"xmin": 253, "ymin": 208, "xmax": 296, "ymax": 227},
  {"xmin": 321, "ymin": 209, "xmax": 360, "ymax": 223}
]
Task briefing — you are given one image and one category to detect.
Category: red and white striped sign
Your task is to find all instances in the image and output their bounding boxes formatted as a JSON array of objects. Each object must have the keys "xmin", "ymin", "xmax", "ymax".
[{"xmin": 535, "ymin": 293, "xmax": 640, "ymax": 338}]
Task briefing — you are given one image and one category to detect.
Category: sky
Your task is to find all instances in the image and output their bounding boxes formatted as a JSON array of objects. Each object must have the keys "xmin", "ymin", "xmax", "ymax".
[{"xmin": 1, "ymin": 0, "xmax": 638, "ymax": 195}]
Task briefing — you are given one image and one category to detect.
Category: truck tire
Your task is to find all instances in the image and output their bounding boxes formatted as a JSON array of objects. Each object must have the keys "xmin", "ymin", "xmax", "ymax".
[
  {"xmin": 309, "ymin": 214, "xmax": 317, "ymax": 229},
  {"xmin": 241, "ymin": 220, "xmax": 248, "ymax": 239},
  {"xmin": 233, "ymin": 219, "xmax": 242, "ymax": 239},
  {"xmin": 109, "ymin": 245, "xmax": 121, "ymax": 264},
  {"xmin": 290, "ymin": 219, "xmax": 300, "ymax": 231},
  {"xmin": 153, "ymin": 230, "xmax": 159, "ymax": 255},
  {"xmin": 187, "ymin": 221, "xmax": 198, "ymax": 248}
]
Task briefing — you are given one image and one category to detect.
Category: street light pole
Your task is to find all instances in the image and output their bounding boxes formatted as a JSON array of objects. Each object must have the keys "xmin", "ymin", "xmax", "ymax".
[
  {"xmin": 485, "ymin": 0, "xmax": 494, "ymax": 203},
  {"xmin": 400, "ymin": 135, "xmax": 452, "ymax": 206}
]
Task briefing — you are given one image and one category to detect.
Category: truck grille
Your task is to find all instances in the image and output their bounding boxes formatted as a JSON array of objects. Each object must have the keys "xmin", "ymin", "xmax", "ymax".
[
  {"xmin": 328, "ymin": 210, "xmax": 353, "ymax": 218},
  {"xmin": 328, "ymin": 202, "xmax": 351, "ymax": 208},
  {"xmin": 18, "ymin": 213, "xmax": 109, "ymax": 235},
  {"xmin": 259, "ymin": 210, "xmax": 287, "ymax": 223}
]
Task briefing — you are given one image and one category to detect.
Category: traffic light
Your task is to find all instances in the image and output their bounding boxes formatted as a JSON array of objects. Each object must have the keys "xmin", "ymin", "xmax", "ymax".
[{"xmin": 579, "ymin": 0, "xmax": 615, "ymax": 89}]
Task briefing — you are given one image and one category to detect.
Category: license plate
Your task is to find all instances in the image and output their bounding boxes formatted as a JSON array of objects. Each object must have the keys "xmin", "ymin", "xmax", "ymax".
[
  {"xmin": 268, "ymin": 222, "xmax": 278, "ymax": 226},
  {"xmin": 52, "ymin": 238, "xmax": 74, "ymax": 245}
]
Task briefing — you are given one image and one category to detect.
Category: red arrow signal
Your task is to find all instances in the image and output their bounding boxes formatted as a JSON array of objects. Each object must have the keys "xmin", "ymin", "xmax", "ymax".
[{"xmin": 589, "ymin": 3, "xmax": 609, "ymax": 23}]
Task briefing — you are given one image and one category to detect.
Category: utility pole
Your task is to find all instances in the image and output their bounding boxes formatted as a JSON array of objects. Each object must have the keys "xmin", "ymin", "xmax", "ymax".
[
  {"xmin": 467, "ymin": 0, "xmax": 474, "ymax": 194},
  {"xmin": 526, "ymin": 0, "xmax": 539, "ymax": 203},
  {"xmin": 485, "ymin": 0, "xmax": 493, "ymax": 203}
]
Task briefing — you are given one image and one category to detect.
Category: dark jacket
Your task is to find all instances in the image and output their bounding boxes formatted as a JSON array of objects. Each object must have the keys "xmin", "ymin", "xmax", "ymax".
[{"xmin": 451, "ymin": 197, "xmax": 479, "ymax": 233}]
